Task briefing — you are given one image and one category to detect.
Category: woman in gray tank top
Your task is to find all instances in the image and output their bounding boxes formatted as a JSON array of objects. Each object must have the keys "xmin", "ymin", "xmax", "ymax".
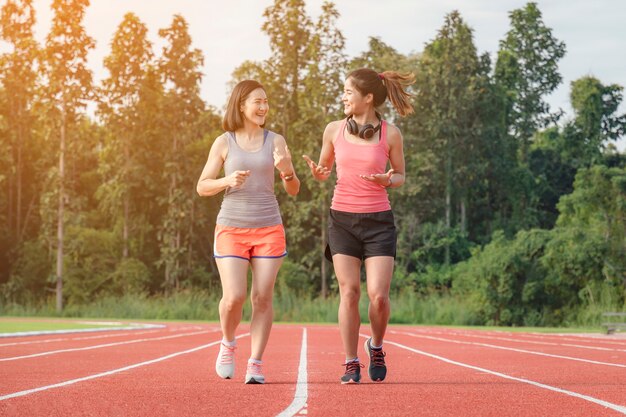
[{"xmin": 196, "ymin": 80, "xmax": 300, "ymax": 384}]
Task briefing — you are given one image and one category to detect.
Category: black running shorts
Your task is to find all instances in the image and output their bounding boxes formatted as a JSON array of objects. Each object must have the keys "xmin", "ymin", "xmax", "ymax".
[{"xmin": 325, "ymin": 209, "xmax": 396, "ymax": 262}]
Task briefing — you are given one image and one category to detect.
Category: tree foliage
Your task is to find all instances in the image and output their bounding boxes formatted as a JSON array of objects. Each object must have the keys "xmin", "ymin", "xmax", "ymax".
[{"xmin": 0, "ymin": 1, "xmax": 624, "ymax": 321}]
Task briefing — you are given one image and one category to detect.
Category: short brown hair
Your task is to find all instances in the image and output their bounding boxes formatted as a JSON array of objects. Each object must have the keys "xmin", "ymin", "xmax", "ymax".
[{"xmin": 222, "ymin": 80, "xmax": 266, "ymax": 131}]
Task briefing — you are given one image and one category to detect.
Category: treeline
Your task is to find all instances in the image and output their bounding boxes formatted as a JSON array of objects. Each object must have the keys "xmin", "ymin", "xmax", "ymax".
[{"xmin": 0, "ymin": 0, "xmax": 624, "ymax": 325}]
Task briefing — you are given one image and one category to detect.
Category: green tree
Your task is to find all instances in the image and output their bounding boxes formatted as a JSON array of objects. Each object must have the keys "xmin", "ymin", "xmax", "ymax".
[
  {"xmin": 556, "ymin": 165, "xmax": 626, "ymax": 289},
  {"xmin": 261, "ymin": 0, "xmax": 311, "ymax": 138},
  {"xmin": 294, "ymin": 1, "xmax": 347, "ymax": 297},
  {"xmin": 157, "ymin": 15, "xmax": 205, "ymax": 291},
  {"xmin": 467, "ymin": 53, "xmax": 525, "ymax": 239},
  {"xmin": 527, "ymin": 130, "xmax": 576, "ymax": 229},
  {"xmin": 411, "ymin": 11, "xmax": 482, "ymax": 265},
  {"xmin": 564, "ymin": 76, "xmax": 626, "ymax": 167},
  {"xmin": 453, "ymin": 229, "xmax": 552, "ymax": 326},
  {"xmin": 527, "ymin": 77, "xmax": 626, "ymax": 229},
  {"xmin": 98, "ymin": 12, "xmax": 153, "ymax": 259},
  {"xmin": 0, "ymin": 0, "xmax": 39, "ymax": 245},
  {"xmin": 42, "ymin": 0, "xmax": 94, "ymax": 312},
  {"xmin": 495, "ymin": 2, "xmax": 566, "ymax": 160}
]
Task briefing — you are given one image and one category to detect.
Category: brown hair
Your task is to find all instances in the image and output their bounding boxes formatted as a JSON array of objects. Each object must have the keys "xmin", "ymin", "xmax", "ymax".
[
  {"xmin": 347, "ymin": 68, "xmax": 415, "ymax": 117},
  {"xmin": 222, "ymin": 80, "xmax": 266, "ymax": 131}
]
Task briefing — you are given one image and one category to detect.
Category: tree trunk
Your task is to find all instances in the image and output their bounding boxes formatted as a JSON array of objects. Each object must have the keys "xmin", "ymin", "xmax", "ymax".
[
  {"xmin": 460, "ymin": 198, "xmax": 466, "ymax": 234},
  {"xmin": 16, "ymin": 104, "xmax": 23, "ymax": 243},
  {"xmin": 165, "ymin": 134, "xmax": 179, "ymax": 291},
  {"xmin": 188, "ymin": 194, "xmax": 195, "ymax": 272},
  {"xmin": 175, "ymin": 226, "xmax": 181, "ymax": 290},
  {"xmin": 7, "ymin": 104, "xmax": 15, "ymax": 244},
  {"xmin": 445, "ymin": 138, "xmax": 452, "ymax": 266},
  {"xmin": 320, "ymin": 205, "xmax": 327, "ymax": 299},
  {"xmin": 123, "ymin": 138, "xmax": 130, "ymax": 258},
  {"xmin": 56, "ymin": 108, "xmax": 66, "ymax": 313},
  {"xmin": 20, "ymin": 192, "xmax": 36, "ymax": 241},
  {"xmin": 123, "ymin": 195, "xmax": 129, "ymax": 258}
]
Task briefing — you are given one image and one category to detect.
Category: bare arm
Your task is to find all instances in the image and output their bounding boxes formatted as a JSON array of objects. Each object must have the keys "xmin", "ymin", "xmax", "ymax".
[
  {"xmin": 385, "ymin": 124, "xmax": 406, "ymax": 188},
  {"xmin": 273, "ymin": 134, "xmax": 300, "ymax": 196},
  {"xmin": 302, "ymin": 121, "xmax": 339, "ymax": 181},
  {"xmin": 196, "ymin": 134, "xmax": 250, "ymax": 197}
]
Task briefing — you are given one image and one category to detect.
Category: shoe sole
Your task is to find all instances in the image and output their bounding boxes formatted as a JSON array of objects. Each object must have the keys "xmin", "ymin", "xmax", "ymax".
[
  {"xmin": 340, "ymin": 379, "xmax": 360, "ymax": 384},
  {"xmin": 364, "ymin": 338, "xmax": 386, "ymax": 382},
  {"xmin": 245, "ymin": 377, "xmax": 265, "ymax": 384},
  {"xmin": 216, "ymin": 368, "xmax": 234, "ymax": 379}
]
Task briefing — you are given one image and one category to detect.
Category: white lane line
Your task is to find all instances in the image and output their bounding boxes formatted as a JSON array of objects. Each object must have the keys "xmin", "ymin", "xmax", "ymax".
[
  {"xmin": 415, "ymin": 328, "xmax": 626, "ymax": 347},
  {"xmin": 276, "ymin": 328, "xmax": 308, "ymax": 417},
  {"xmin": 524, "ymin": 333, "xmax": 626, "ymax": 347},
  {"xmin": 392, "ymin": 331, "xmax": 626, "ymax": 368},
  {"xmin": 0, "ymin": 333, "xmax": 250, "ymax": 401},
  {"xmin": 0, "ymin": 337, "xmax": 67, "ymax": 348},
  {"xmin": 0, "ymin": 330, "xmax": 164, "ymax": 348},
  {"xmin": 0, "ymin": 330, "xmax": 215, "ymax": 362},
  {"xmin": 371, "ymin": 334, "xmax": 626, "ymax": 415},
  {"xmin": 412, "ymin": 329, "xmax": 626, "ymax": 353},
  {"xmin": 0, "ymin": 323, "xmax": 165, "ymax": 338}
]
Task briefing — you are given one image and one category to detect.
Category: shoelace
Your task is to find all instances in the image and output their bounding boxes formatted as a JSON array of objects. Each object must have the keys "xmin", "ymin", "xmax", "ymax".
[
  {"xmin": 219, "ymin": 343, "xmax": 235, "ymax": 365},
  {"xmin": 343, "ymin": 361, "xmax": 364, "ymax": 374},
  {"xmin": 247, "ymin": 362, "xmax": 263, "ymax": 376},
  {"xmin": 370, "ymin": 348, "xmax": 386, "ymax": 367}
]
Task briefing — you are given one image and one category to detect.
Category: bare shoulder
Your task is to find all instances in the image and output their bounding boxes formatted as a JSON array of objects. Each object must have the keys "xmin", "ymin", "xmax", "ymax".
[
  {"xmin": 272, "ymin": 132, "xmax": 287, "ymax": 147},
  {"xmin": 213, "ymin": 132, "xmax": 229, "ymax": 147},
  {"xmin": 209, "ymin": 132, "xmax": 230, "ymax": 158},
  {"xmin": 323, "ymin": 119, "xmax": 344, "ymax": 142},
  {"xmin": 385, "ymin": 121, "xmax": 404, "ymax": 145}
]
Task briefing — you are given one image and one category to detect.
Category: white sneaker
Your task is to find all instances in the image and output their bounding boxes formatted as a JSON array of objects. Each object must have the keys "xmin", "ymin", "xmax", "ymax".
[
  {"xmin": 245, "ymin": 360, "xmax": 265, "ymax": 384},
  {"xmin": 215, "ymin": 343, "xmax": 236, "ymax": 379}
]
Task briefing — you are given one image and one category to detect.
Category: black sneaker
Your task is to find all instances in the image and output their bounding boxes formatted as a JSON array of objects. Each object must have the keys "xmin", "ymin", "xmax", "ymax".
[
  {"xmin": 340, "ymin": 360, "xmax": 364, "ymax": 384},
  {"xmin": 364, "ymin": 338, "xmax": 387, "ymax": 382}
]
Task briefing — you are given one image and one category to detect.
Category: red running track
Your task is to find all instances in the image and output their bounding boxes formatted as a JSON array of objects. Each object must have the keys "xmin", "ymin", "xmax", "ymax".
[{"xmin": 1, "ymin": 322, "xmax": 625, "ymax": 416}]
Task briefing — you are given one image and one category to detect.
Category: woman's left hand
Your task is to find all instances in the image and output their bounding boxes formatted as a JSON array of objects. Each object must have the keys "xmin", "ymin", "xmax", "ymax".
[
  {"xmin": 359, "ymin": 169, "xmax": 394, "ymax": 187},
  {"xmin": 274, "ymin": 144, "xmax": 293, "ymax": 173}
]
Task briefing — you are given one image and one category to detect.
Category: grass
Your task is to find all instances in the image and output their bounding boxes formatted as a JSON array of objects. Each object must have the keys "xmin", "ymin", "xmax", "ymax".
[
  {"xmin": 0, "ymin": 286, "xmax": 610, "ymax": 333},
  {"xmin": 0, "ymin": 316, "xmax": 603, "ymax": 336},
  {"xmin": 0, "ymin": 318, "xmax": 135, "ymax": 334}
]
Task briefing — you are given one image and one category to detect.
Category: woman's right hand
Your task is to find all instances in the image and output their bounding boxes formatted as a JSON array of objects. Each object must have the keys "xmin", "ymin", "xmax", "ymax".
[
  {"xmin": 226, "ymin": 170, "xmax": 251, "ymax": 187},
  {"xmin": 302, "ymin": 155, "xmax": 331, "ymax": 180}
]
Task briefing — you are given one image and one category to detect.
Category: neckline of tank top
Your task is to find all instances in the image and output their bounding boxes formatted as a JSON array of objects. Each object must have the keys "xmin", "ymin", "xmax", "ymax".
[
  {"xmin": 341, "ymin": 119, "xmax": 386, "ymax": 147},
  {"xmin": 228, "ymin": 129, "xmax": 270, "ymax": 153}
]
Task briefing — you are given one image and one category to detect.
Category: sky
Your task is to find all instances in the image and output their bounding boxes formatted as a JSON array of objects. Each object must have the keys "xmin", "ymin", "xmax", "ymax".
[{"xmin": 3, "ymin": 0, "xmax": 626, "ymax": 150}]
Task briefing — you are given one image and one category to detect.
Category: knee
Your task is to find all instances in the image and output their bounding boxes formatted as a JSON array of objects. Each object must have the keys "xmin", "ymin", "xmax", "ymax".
[
  {"xmin": 340, "ymin": 287, "xmax": 361, "ymax": 306},
  {"xmin": 221, "ymin": 294, "xmax": 246, "ymax": 313},
  {"xmin": 369, "ymin": 293, "xmax": 389, "ymax": 311},
  {"xmin": 251, "ymin": 293, "xmax": 273, "ymax": 312}
]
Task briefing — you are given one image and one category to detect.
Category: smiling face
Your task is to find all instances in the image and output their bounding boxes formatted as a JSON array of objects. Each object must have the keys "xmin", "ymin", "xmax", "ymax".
[
  {"xmin": 240, "ymin": 87, "xmax": 268, "ymax": 126},
  {"xmin": 342, "ymin": 77, "xmax": 372, "ymax": 116}
]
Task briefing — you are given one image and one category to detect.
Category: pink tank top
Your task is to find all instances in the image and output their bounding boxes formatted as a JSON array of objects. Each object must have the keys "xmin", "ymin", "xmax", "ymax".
[{"xmin": 331, "ymin": 119, "xmax": 391, "ymax": 213}]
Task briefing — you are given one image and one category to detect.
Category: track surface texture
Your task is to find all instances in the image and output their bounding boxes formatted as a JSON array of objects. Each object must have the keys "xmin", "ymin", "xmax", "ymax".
[{"xmin": 1, "ymin": 322, "xmax": 625, "ymax": 416}]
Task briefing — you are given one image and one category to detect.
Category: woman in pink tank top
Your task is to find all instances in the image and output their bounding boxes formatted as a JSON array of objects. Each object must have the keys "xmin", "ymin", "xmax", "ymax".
[{"xmin": 304, "ymin": 68, "xmax": 414, "ymax": 384}]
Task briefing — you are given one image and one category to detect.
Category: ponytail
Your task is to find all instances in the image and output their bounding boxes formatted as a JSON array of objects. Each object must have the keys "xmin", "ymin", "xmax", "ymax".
[
  {"xmin": 379, "ymin": 71, "xmax": 415, "ymax": 116},
  {"xmin": 347, "ymin": 68, "xmax": 415, "ymax": 117}
]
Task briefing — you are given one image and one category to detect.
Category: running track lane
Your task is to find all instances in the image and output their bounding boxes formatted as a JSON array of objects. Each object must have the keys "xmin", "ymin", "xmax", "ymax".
[
  {"xmin": 0, "ymin": 324, "xmax": 302, "ymax": 416},
  {"xmin": 388, "ymin": 328, "xmax": 626, "ymax": 408},
  {"xmin": 302, "ymin": 325, "xmax": 626, "ymax": 417},
  {"xmin": 0, "ymin": 326, "xmax": 221, "ymax": 395},
  {"xmin": 380, "ymin": 330, "xmax": 626, "ymax": 416},
  {"xmin": 2, "ymin": 323, "xmax": 626, "ymax": 416}
]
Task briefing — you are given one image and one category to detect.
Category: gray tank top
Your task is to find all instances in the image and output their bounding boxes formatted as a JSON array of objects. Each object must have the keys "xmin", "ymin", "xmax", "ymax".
[{"xmin": 216, "ymin": 130, "xmax": 282, "ymax": 228}]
